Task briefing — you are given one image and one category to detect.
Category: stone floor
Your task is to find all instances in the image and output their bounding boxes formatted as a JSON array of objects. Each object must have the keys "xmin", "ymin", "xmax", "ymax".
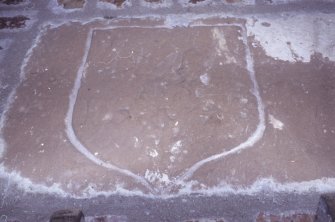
[{"xmin": 1, "ymin": 0, "xmax": 335, "ymax": 221}]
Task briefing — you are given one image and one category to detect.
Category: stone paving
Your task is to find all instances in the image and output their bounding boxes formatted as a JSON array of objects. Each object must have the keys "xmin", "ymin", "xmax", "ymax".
[{"xmin": 1, "ymin": 0, "xmax": 335, "ymax": 221}]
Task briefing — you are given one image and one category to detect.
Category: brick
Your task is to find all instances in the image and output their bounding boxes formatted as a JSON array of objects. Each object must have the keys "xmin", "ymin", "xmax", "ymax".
[
  {"xmin": 50, "ymin": 209, "xmax": 84, "ymax": 222},
  {"xmin": 256, "ymin": 212, "xmax": 315, "ymax": 222},
  {"xmin": 144, "ymin": 0, "xmax": 162, "ymax": 2},
  {"xmin": 189, "ymin": 0, "xmax": 206, "ymax": 4},
  {"xmin": 86, "ymin": 215, "xmax": 128, "ymax": 222},
  {"xmin": 0, "ymin": 0, "xmax": 24, "ymax": 5},
  {"xmin": 57, "ymin": 0, "xmax": 85, "ymax": 9},
  {"xmin": 99, "ymin": 0, "xmax": 126, "ymax": 7},
  {"xmin": 183, "ymin": 218, "xmax": 225, "ymax": 222},
  {"xmin": 0, "ymin": 16, "xmax": 29, "ymax": 29}
]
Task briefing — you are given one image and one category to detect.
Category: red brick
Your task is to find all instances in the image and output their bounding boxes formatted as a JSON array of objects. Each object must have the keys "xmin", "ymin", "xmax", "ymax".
[{"xmin": 256, "ymin": 212, "xmax": 315, "ymax": 222}]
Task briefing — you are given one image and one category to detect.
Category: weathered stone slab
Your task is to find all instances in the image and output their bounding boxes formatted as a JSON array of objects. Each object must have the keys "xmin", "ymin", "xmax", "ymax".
[
  {"xmin": 73, "ymin": 25, "xmax": 256, "ymax": 184},
  {"xmin": 1, "ymin": 16, "xmax": 335, "ymax": 196},
  {"xmin": 1, "ymin": 18, "xmax": 259, "ymax": 194}
]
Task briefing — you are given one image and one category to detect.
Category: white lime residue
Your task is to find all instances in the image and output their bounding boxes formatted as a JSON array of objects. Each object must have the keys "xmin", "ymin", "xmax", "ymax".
[
  {"xmin": 178, "ymin": 0, "xmax": 214, "ymax": 7},
  {"xmin": 247, "ymin": 14, "xmax": 335, "ymax": 62},
  {"xmin": 212, "ymin": 28, "xmax": 228, "ymax": 57},
  {"xmin": 97, "ymin": 0, "xmax": 132, "ymax": 10},
  {"xmin": 134, "ymin": 136, "xmax": 140, "ymax": 148},
  {"xmin": 176, "ymin": 177, "xmax": 335, "ymax": 197},
  {"xmin": 170, "ymin": 140, "xmax": 182, "ymax": 155},
  {"xmin": 243, "ymin": 0, "xmax": 255, "ymax": 4},
  {"xmin": 200, "ymin": 73, "xmax": 210, "ymax": 86},
  {"xmin": 2, "ymin": 162, "xmax": 335, "ymax": 199},
  {"xmin": 140, "ymin": 0, "xmax": 173, "ymax": 8},
  {"xmin": 269, "ymin": 114, "xmax": 284, "ymax": 130},
  {"xmin": 102, "ymin": 113, "xmax": 112, "ymax": 121},
  {"xmin": 0, "ymin": 137, "xmax": 5, "ymax": 159},
  {"xmin": 48, "ymin": 0, "xmax": 84, "ymax": 14},
  {"xmin": 144, "ymin": 169, "xmax": 171, "ymax": 186},
  {"xmin": 0, "ymin": 164, "xmax": 68, "ymax": 197},
  {"xmin": 211, "ymin": 27, "xmax": 236, "ymax": 63},
  {"xmin": 148, "ymin": 149, "xmax": 158, "ymax": 158},
  {"xmin": 165, "ymin": 14, "xmax": 192, "ymax": 27}
]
